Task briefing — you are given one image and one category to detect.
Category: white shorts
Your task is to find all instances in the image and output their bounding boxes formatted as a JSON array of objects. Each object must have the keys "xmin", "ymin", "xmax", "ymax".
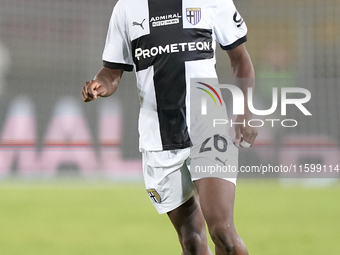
[{"xmin": 142, "ymin": 137, "xmax": 238, "ymax": 214}]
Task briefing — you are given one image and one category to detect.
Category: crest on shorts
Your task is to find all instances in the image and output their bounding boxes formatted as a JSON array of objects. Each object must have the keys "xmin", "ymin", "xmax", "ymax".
[
  {"xmin": 147, "ymin": 189, "xmax": 162, "ymax": 203},
  {"xmin": 186, "ymin": 8, "xmax": 201, "ymax": 25}
]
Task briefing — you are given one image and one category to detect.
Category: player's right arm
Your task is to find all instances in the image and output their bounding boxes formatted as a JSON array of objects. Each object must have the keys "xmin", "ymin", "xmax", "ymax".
[
  {"xmin": 83, "ymin": 1, "xmax": 132, "ymax": 103},
  {"xmin": 81, "ymin": 67, "xmax": 123, "ymax": 102}
]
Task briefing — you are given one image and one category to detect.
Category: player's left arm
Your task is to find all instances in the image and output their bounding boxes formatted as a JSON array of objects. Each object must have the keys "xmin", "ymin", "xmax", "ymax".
[{"xmin": 226, "ymin": 44, "xmax": 258, "ymax": 147}]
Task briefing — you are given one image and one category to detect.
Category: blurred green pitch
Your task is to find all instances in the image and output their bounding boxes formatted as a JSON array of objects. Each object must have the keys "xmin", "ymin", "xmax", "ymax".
[{"xmin": 0, "ymin": 180, "xmax": 339, "ymax": 255}]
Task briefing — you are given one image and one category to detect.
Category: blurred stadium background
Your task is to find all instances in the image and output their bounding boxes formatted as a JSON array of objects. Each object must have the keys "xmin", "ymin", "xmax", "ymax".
[{"xmin": 0, "ymin": 0, "xmax": 339, "ymax": 254}]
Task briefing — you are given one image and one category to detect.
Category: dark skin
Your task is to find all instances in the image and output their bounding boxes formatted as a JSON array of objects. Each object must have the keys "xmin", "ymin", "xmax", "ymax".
[
  {"xmin": 167, "ymin": 44, "xmax": 256, "ymax": 255},
  {"xmin": 227, "ymin": 44, "xmax": 257, "ymax": 147},
  {"xmin": 82, "ymin": 43, "xmax": 257, "ymax": 255}
]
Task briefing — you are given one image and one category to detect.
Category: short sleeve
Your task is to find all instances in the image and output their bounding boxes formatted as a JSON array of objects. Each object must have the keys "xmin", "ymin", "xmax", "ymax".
[
  {"xmin": 213, "ymin": 0, "xmax": 248, "ymax": 51},
  {"xmin": 102, "ymin": 1, "xmax": 134, "ymax": 72}
]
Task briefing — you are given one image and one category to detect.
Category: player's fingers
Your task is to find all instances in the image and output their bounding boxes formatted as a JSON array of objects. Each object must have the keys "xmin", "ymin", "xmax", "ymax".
[
  {"xmin": 241, "ymin": 128, "xmax": 258, "ymax": 147},
  {"xmin": 87, "ymin": 80, "xmax": 102, "ymax": 99},
  {"xmin": 82, "ymin": 86, "xmax": 89, "ymax": 100},
  {"xmin": 82, "ymin": 90, "xmax": 91, "ymax": 102},
  {"xmin": 82, "ymin": 84, "xmax": 93, "ymax": 101},
  {"xmin": 84, "ymin": 82, "xmax": 96, "ymax": 101},
  {"xmin": 81, "ymin": 89, "xmax": 86, "ymax": 101},
  {"xmin": 234, "ymin": 125, "xmax": 242, "ymax": 147},
  {"xmin": 249, "ymin": 128, "xmax": 258, "ymax": 145},
  {"xmin": 82, "ymin": 90, "xmax": 92, "ymax": 102},
  {"xmin": 84, "ymin": 81, "xmax": 90, "ymax": 95},
  {"xmin": 240, "ymin": 139, "xmax": 251, "ymax": 148},
  {"xmin": 95, "ymin": 85, "xmax": 107, "ymax": 97}
]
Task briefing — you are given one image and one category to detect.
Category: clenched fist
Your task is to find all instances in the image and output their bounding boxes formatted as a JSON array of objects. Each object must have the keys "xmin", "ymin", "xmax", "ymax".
[{"xmin": 81, "ymin": 80, "xmax": 108, "ymax": 102}]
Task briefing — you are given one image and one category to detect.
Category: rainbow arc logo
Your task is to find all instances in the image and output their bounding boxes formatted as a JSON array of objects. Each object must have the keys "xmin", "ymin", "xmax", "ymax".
[{"xmin": 196, "ymin": 82, "xmax": 223, "ymax": 106}]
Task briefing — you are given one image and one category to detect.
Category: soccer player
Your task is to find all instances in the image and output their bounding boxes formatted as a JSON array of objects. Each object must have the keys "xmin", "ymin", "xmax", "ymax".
[{"xmin": 82, "ymin": 0, "xmax": 257, "ymax": 254}]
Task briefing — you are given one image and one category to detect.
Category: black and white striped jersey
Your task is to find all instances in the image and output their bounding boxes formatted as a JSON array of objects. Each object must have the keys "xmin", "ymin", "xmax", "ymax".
[{"xmin": 102, "ymin": 0, "xmax": 247, "ymax": 151}]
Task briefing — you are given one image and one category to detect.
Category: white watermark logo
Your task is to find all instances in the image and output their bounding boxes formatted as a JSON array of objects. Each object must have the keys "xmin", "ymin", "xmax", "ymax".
[{"xmin": 199, "ymin": 84, "xmax": 312, "ymax": 128}]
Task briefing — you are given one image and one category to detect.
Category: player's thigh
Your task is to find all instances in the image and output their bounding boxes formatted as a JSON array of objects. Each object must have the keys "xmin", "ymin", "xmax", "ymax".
[{"xmin": 194, "ymin": 178, "xmax": 236, "ymax": 226}]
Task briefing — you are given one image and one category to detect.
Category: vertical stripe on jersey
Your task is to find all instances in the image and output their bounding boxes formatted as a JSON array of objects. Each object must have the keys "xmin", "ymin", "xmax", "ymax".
[{"xmin": 132, "ymin": 0, "xmax": 214, "ymax": 150}]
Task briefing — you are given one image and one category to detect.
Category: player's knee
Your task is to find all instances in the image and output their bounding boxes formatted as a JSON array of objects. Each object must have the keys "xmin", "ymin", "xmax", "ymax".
[
  {"xmin": 209, "ymin": 225, "xmax": 247, "ymax": 255},
  {"xmin": 180, "ymin": 232, "xmax": 205, "ymax": 255},
  {"xmin": 210, "ymin": 228, "xmax": 234, "ymax": 254}
]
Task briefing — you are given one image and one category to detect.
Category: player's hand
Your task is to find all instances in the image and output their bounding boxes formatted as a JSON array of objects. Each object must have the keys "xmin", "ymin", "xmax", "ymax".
[
  {"xmin": 233, "ymin": 115, "xmax": 258, "ymax": 148},
  {"xmin": 81, "ymin": 80, "xmax": 108, "ymax": 102}
]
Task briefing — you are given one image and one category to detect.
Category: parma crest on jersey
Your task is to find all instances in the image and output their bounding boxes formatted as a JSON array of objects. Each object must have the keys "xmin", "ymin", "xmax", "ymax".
[{"xmin": 186, "ymin": 8, "xmax": 201, "ymax": 25}]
